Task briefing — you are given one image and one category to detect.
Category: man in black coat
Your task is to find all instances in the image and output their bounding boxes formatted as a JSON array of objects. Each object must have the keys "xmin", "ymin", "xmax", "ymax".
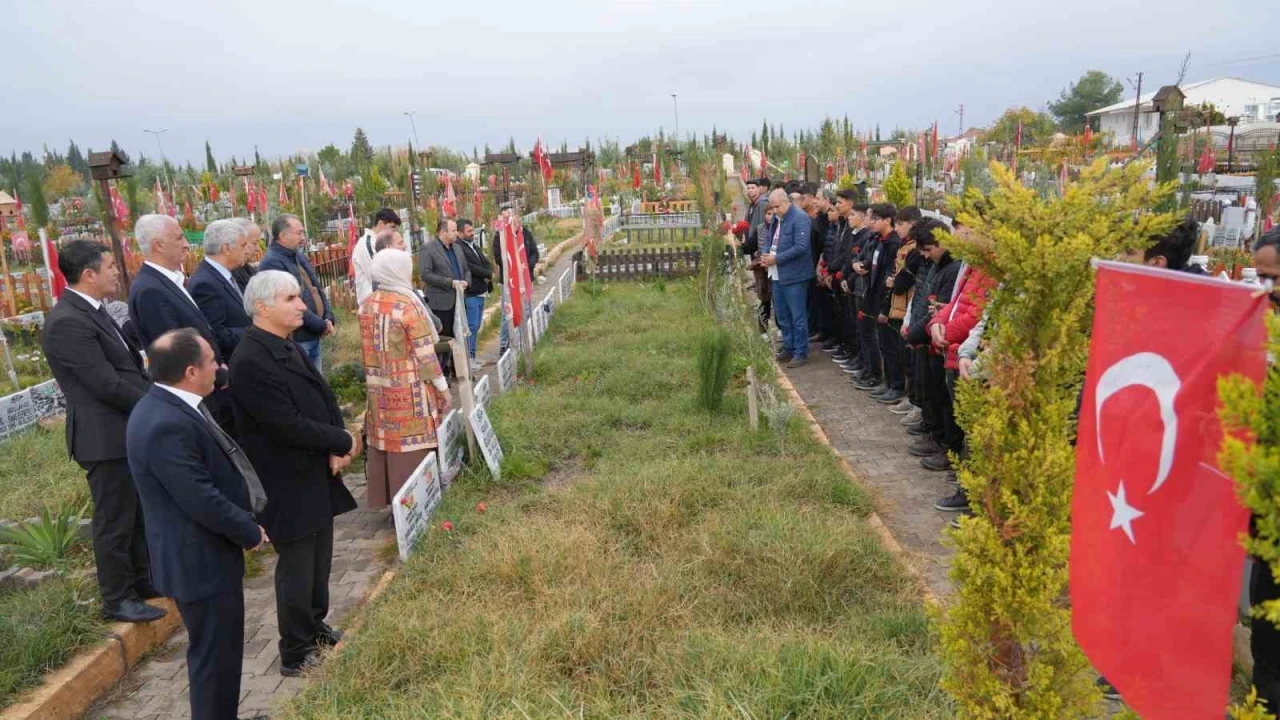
[
  {"xmin": 457, "ymin": 219, "xmax": 493, "ymax": 370},
  {"xmin": 128, "ymin": 214, "xmax": 235, "ymax": 430},
  {"xmin": 229, "ymin": 269, "xmax": 359, "ymax": 677},
  {"xmin": 127, "ymin": 329, "xmax": 268, "ymax": 720},
  {"xmin": 189, "ymin": 219, "xmax": 252, "ymax": 362},
  {"xmin": 41, "ymin": 240, "xmax": 164, "ymax": 623}
]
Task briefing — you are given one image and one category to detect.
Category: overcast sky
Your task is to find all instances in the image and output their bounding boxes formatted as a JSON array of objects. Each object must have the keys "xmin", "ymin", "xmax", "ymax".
[{"xmin": 7, "ymin": 0, "xmax": 1280, "ymax": 166}]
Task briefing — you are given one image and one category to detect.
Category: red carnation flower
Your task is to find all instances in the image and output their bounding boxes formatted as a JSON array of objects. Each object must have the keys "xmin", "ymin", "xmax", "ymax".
[{"xmin": 835, "ymin": 271, "xmax": 844, "ymax": 280}]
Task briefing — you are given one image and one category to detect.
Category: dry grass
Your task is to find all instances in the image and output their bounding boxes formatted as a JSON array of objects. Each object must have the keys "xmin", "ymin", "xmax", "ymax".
[{"xmin": 280, "ymin": 282, "xmax": 948, "ymax": 719}]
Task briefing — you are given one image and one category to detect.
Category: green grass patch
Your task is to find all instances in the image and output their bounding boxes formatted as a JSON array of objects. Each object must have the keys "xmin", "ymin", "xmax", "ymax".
[
  {"xmin": 0, "ymin": 424, "xmax": 86, "ymax": 522},
  {"xmin": 280, "ymin": 282, "xmax": 947, "ymax": 719},
  {"xmin": 0, "ymin": 577, "xmax": 107, "ymax": 710}
]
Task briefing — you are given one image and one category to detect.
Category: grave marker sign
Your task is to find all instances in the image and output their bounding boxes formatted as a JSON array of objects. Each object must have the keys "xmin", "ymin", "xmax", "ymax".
[
  {"xmin": 474, "ymin": 374, "xmax": 492, "ymax": 410},
  {"xmin": 390, "ymin": 452, "xmax": 444, "ymax": 561},
  {"xmin": 497, "ymin": 349, "xmax": 517, "ymax": 393},
  {"xmin": 469, "ymin": 405, "xmax": 504, "ymax": 479},
  {"xmin": 435, "ymin": 410, "xmax": 465, "ymax": 486}
]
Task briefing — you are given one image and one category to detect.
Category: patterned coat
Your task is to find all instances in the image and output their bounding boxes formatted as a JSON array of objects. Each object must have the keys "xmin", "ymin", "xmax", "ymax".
[{"xmin": 358, "ymin": 291, "xmax": 447, "ymax": 453}]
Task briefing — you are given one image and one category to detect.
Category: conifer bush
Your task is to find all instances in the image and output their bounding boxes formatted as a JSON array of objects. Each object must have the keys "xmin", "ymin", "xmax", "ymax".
[
  {"xmin": 884, "ymin": 161, "xmax": 915, "ymax": 207},
  {"xmin": 938, "ymin": 159, "xmax": 1176, "ymax": 717},
  {"xmin": 695, "ymin": 328, "xmax": 732, "ymax": 412}
]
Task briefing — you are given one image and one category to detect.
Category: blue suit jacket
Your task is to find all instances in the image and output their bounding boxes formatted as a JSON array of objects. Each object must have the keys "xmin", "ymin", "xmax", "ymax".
[
  {"xmin": 128, "ymin": 263, "xmax": 222, "ymax": 362},
  {"xmin": 761, "ymin": 205, "xmax": 815, "ymax": 286},
  {"xmin": 126, "ymin": 386, "xmax": 261, "ymax": 602},
  {"xmin": 189, "ymin": 259, "xmax": 251, "ymax": 361},
  {"xmin": 257, "ymin": 243, "xmax": 333, "ymax": 343}
]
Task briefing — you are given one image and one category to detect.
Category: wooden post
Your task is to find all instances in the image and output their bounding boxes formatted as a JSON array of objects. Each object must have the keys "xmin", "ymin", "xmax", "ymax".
[
  {"xmin": 746, "ymin": 366, "xmax": 759, "ymax": 431},
  {"xmin": 449, "ymin": 338, "xmax": 479, "ymax": 460},
  {"xmin": 97, "ymin": 177, "xmax": 131, "ymax": 295},
  {"xmin": 0, "ymin": 228, "xmax": 16, "ymax": 315}
]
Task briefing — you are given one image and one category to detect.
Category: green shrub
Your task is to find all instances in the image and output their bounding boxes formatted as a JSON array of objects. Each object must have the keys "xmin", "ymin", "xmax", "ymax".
[
  {"xmin": 0, "ymin": 504, "xmax": 88, "ymax": 570},
  {"xmin": 694, "ymin": 329, "xmax": 732, "ymax": 412}
]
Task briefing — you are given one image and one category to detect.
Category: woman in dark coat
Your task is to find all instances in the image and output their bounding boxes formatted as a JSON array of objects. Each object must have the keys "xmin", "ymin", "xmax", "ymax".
[{"xmin": 228, "ymin": 269, "xmax": 359, "ymax": 677}]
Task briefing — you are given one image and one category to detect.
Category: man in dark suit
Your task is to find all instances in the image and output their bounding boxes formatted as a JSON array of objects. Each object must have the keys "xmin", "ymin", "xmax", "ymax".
[
  {"xmin": 190, "ymin": 219, "xmax": 252, "ymax": 361},
  {"xmin": 41, "ymin": 240, "xmax": 164, "ymax": 623},
  {"xmin": 230, "ymin": 270, "xmax": 360, "ymax": 677},
  {"xmin": 127, "ymin": 329, "xmax": 269, "ymax": 720},
  {"xmin": 128, "ymin": 213, "xmax": 234, "ymax": 429},
  {"xmin": 418, "ymin": 218, "xmax": 471, "ymax": 338}
]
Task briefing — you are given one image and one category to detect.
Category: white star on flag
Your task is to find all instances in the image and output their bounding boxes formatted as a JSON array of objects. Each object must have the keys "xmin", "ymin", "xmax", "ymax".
[{"xmin": 1107, "ymin": 480, "xmax": 1144, "ymax": 544}]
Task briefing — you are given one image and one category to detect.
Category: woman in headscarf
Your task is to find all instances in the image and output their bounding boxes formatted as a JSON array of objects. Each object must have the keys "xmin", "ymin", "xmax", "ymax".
[{"xmin": 358, "ymin": 248, "xmax": 452, "ymax": 508}]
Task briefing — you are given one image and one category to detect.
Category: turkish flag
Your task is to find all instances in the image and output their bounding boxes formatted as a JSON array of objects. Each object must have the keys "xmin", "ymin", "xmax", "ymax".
[
  {"xmin": 1071, "ymin": 260, "xmax": 1268, "ymax": 719},
  {"xmin": 501, "ymin": 221, "xmax": 525, "ymax": 327}
]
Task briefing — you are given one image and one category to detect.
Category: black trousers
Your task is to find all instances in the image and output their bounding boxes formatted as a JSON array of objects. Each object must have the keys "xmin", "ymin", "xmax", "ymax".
[
  {"xmin": 908, "ymin": 346, "xmax": 929, "ymax": 408},
  {"xmin": 835, "ymin": 293, "xmax": 858, "ymax": 358},
  {"xmin": 877, "ymin": 320, "xmax": 905, "ymax": 391},
  {"xmin": 926, "ymin": 353, "xmax": 961, "ymax": 450},
  {"xmin": 752, "ymin": 266, "xmax": 773, "ymax": 333},
  {"xmin": 945, "ymin": 367, "xmax": 966, "ymax": 454},
  {"xmin": 1253, "ymin": 560, "xmax": 1280, "ymax": 711},
  {"xmin": 855, "ymin": 299, "xmax": 880, "ymax": 381},
  {"xmin": 178, "ymin": 588, "xmax": 245, "ymax": 720},
  {"xmin": 80, "ymin": 458, "xmax": 150, "ymax": 606},
  {"xmin": 806, "ymin": 281, "xmax": 820, "ymax": 335},
  {"xmin": 816, "ymin": 286, "xmax": 837, "ymax": 339},
  {"xmin": 274, "ymin": 522, "xmax": 334, "ymax": 666}
]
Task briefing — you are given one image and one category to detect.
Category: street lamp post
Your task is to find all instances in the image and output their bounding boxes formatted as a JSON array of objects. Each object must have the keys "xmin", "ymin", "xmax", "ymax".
[
  {"xmin": 671, "ymin": 93, "xmax": 679, "ymax": 146},
  {"xmin": 143, "ymin": 128, "xmax": 172, "ymax": 199},
  {"xmin": 403, "ymin": 110, "xmax": 421, "ymax": 148},
  {"xmin": 1226, "ymin": 116, "xmax": 1240, "ymax": 174}
]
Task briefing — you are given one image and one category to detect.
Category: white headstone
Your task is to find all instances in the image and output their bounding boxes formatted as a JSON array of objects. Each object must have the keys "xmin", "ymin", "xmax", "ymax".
[
  {"xmin": 474, "ymin": 374, "xmax": 492, "ymax": 410},
  {"xmin": 435, "ymin": 410, "xmax": 465, "ymax": 487},
  {"xmin": 559, "ymin": 268, "xmax": 573, "ymax": 303},
  {"xmin": 469, "ymin": 405, "xmax": 504, "ymax": 479},
  {"xmin": 497, "ymin": 349, "xmax": 517, "ymax": 393},
  {"xmin": 0, "ymin": 387, "xmax": 38, "ymax": 440},
  {"xmin": 391, "ymin": 452, "xmax": 444, "ymax": 561}
]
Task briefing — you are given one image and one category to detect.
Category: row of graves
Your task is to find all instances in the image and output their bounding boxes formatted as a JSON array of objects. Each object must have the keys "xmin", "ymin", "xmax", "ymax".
[{"xmin": 390, "ymin": 258, "xmax": 577, "ymax": 561}]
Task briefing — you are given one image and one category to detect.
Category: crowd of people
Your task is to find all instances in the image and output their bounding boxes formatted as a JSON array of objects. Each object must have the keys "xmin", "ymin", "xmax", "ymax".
[
  {"xmin": 742, "ymin": 174, "xmax": 1280, "ymax": 711},
  {"xmin": 37, "ymin": 206, "xmax": 537, "ymax": 720}
]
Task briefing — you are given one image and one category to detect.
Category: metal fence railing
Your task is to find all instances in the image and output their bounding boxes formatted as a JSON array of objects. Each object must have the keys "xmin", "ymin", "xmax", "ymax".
[{"xmin": 622, "ymin": 212, "xmax": 702, "ymax": 228}]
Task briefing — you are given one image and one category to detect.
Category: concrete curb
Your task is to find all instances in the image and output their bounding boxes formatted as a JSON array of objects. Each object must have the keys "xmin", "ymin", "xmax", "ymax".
[
  {"xmin": 773, "ymin": 366, "xmax": 940, "ymax": 609},
  {"xmin": 0, "ymin": 598, "xmax": 182, "ymax": 720}
]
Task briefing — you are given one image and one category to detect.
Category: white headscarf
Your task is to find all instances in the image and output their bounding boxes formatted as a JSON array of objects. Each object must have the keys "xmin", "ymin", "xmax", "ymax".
[{"xmin": 369, "ymin": 248, "xmax": 436, "ymax": 329}]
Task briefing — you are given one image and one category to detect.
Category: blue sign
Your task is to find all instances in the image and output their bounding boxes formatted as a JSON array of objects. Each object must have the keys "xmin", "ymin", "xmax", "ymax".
[{"xmin": 295, "ymin": 163, "xmax": 309, "ymax": 177}]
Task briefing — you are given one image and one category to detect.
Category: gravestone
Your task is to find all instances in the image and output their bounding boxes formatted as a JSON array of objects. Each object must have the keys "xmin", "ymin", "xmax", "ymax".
[
  {"xmin": 390, "ymin": 452, "xmax": 444, "ymax": 561},
  {"xmin": 474, "ymin": 374, "xmax": 492, "ymax": 410},
  {"xmin": 435, "ymin": 409, "xmax": 465, "ymax": 487},
  {"xmin": 497, "ymin": 349, "xmax": 517, "ymax": 393},
  {"xmin": 0, "ymin": 387, "xmax": 38, "ymax": 440},
  {"xmin": 558, "ymin": 267, "xmax": 574, "ymax": 304},
  {"xmin": 468, "ymin": 405, "xmax": 504, "ymax": 479}
]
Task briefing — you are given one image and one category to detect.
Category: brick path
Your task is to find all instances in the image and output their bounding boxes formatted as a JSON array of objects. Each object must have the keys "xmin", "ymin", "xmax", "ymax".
[
  {"xmin": 89, "ymin": 474, "xmax": 394, "ymax": 719},
  {"xmin": 89, "ymin": 245, "xmax": 582, "ymax": 719},
  {"xmin": 779, "ymin": 346, "xmax": 955, "ymax": 597}
]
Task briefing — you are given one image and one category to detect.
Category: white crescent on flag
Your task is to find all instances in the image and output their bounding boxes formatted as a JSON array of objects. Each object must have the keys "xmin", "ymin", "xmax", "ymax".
[{"xmin": 1094, "ymin": 351, "xmax": 1181, "ymax": 495}]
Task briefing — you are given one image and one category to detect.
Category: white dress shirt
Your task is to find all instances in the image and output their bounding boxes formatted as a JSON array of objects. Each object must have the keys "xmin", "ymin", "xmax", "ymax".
[
  {"xmin": 157, "ymin": 383, "xmax": 204, "ymax": 412},
  {"xmin": 203, "ymin": 257, "xmax": 242, "ymax": 300},
  {"xmin": 145, "ymin": 261, "xmax": 199, "ymax": 308}
]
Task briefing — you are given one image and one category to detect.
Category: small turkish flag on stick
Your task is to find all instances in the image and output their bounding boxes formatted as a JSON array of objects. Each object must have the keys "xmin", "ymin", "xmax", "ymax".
[{"xmin": 1071, "ymin": 260, "xmax": 1268, "ymax": 719}]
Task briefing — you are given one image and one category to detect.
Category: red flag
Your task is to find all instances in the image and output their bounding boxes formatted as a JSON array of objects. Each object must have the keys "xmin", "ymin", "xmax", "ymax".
[
  {"xmin": 501, "ymin": 220, "xmax": 525, "ymax": 327},
  {"xmin": 653, "ymin": 152, "xmax": 661, "ymax": 186},
  {"xmin": 442, "ymin": 173, "xmax": 457, "ymax": 218},
  {"xmin": 633, "ymin": 164, "xmax": 641, "ymax": 190},
  {"xmin": 473, "ymin": 185, "xmax": 482, "ymax": 224},
  {"xmin": 932, "ymin": 120, "xmax": 939, "ymax": 160},
  {"xmin": 182, "ymin": 200, "xmax": 193, "ymax": 225},
  {"xmin": 343, "ymin": 179, "xmax": 354, "ymax": 199},
  {"xmin": 14, "ymin": 189, "xmax": 25, "ymax": 231},
  {"xmin": 258, "ymin": 186, "xmax": 268, "ymax": 213},
  {"xmin": 1083, "ymin": 124, "xmax": 1094, "ymax": 150},
  {"xmin": 1071, "ymin": 261, "xmax": 1268, "ymax": 720},
  {"xmin": 210, "ymin": 183, "xmax": 220, "ymax": 203},
  {"xmin": 279, "ymin": 181, "xmax": 288, "ymax": 207},
  {"xmin": 825, "ymin": 163, "xmax": 834, "ymax": 182},
  {"xmin": 346, "ymin": 204, "xmax": 359, "ymax": 279},
  {"xmin": 165, "ymin": 192, "xmax": 176, "ymax": 218},
  {"xmin": 42, "ymin": 231, "xmax": 66, "ymax": 302},
  {"xmin": 154, "ymin": 177, "xmax": 164, "ymax": 211},
  {"xmin": 246, "ymin": 181, "xmax": 257, "ymax": 214}
]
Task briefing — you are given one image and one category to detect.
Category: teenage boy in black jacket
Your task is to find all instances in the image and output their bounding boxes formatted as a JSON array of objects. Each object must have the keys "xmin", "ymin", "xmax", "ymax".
[
  {"xmin": 854, "ymin": 204, "xmax": 902, "ymax": 398},
  {"xmin": 848, "ymin": 204, "xmax": 879, "ymax": 385}
]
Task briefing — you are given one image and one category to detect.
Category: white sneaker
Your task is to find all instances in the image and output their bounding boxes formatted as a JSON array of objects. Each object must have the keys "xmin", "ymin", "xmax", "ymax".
[
  {"xmin": 900, "ymin": 407, "xmax": 922, "ymax": 425},
  {"xmin": 469, "ymin": 361, "xmax": 483, "ymax": 375},
  {"xmin": 889, "ymin": 399, "xmax": 915, "ymax": 414}
]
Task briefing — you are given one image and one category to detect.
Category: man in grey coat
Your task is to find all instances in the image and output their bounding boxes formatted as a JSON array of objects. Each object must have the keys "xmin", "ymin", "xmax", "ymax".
[{"xmin": 418, "ymin": 218, "xmax": 471, "ymax": 338}]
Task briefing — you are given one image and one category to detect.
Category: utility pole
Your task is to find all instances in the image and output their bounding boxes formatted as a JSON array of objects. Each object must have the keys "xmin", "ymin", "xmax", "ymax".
[
  {"xmin": 671, "ymin": 93, "xmax": 680, "ymax": 146},
  {"xmin": 403, "ymin": 110, "xmax": 421, "ymax": 148},
  {"xmin": 1129, "ymin": 72, "xmax": 1144, "ymax": 150},
  {"xmin": 956, "ymin": 104, "xmax": 965, "ymax": 137}
]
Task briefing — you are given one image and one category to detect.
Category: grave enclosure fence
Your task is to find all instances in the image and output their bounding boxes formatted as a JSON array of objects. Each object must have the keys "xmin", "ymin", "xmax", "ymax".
[{"xmin": 584, "ymin": 246, "xmax": 704, "ymax": 282}]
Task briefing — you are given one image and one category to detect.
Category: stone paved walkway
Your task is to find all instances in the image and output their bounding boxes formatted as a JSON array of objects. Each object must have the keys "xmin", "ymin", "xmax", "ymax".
[
  {"xmin": 88, "ymin": 242, "xmax": 583, "ymax": 720},
  {"xmin": 89, "ymin": 474, "xmax": 394, "ymax": 719},
  {"xmin": 779, "ymin": 344, "xmax": 955, "ymax": 598}
]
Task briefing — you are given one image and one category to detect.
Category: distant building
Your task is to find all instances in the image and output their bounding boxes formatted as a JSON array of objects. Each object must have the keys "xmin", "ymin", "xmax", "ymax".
[{"xmin": 1086, "ymin": 77, "xmax": 1280, "ymax": 147}]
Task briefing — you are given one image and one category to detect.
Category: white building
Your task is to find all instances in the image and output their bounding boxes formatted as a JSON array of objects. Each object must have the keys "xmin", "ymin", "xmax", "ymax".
[{"xmin": 1086, "ymin": 77, "xmax": 1280, "ymax": 147}]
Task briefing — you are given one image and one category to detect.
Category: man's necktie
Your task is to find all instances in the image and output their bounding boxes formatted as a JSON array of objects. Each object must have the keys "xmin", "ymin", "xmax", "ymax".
[{"xmin": 197, "ymin": 402, "xmax": 267, "ymax": 515}]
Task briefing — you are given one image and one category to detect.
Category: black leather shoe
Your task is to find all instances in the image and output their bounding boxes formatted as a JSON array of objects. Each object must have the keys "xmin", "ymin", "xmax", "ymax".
[
  {"xmin": 909, "ymin": 438, "xmax": 945, "ymax": 457},
  {"xmin": 315, "ymin": 624, "xmax": 344, "ymax": 648},
  {"xmin": 103, "ymin": 598, "xmax": 167, "ymax": 624},
  {"xmin": 921, "ymin": 453, "xmax": 954, "ymax": 472},
  {"xmin": 280, "ymin": 651, "xmax": 322, "ymax": 677},
  {"xmin": 875, "ymin": 389, "xmax": 906, "ymax": 404},
  {"xmin": 775, "ymin": 351, "xmax": 793, "ymax": 363},
  {"xmin": 906, "ymin": 424, "xmax": 933, "ymax": 437}
]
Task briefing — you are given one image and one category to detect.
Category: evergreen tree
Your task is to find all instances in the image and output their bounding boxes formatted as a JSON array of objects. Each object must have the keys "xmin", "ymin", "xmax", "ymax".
[
  {"xmin": 761, "ymin": 119, "xmax": 770, "ymax": 153},
  {"xmin": 66, "ymin": 141, "xmax": 89, "ymax": 179},
  {"xmin": 1048, "ymin": 70, "xmax": 1124, "ymax": 134},
  {"xmin": 883, "ymin": 161, "xmax": 914, "ymax": 206},
  {"xmin": 875, "ymin": 124, "xmax": 881, "ymax": 142},
  {"xmin": 25, "ymin": 174, "xmax": 49, "ymax": 228},
  {"xmin": 254, "ymin": 146, "xmax": 263, "ymax": 170},
  {"xmin": 205, "ymin": 141, "xmax": 217, "ymax": 173},
  {"xmin": 350, "ymin": 127, "xmax": 375, "ymax": 166},
  {"xmin": 109, "ymin": 140, "xmax": 129, "ymax": 163}
]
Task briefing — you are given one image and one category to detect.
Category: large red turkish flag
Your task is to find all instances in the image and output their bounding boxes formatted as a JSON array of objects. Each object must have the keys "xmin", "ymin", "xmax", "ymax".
[
  {"xmin": 1072, "ymin": 260, "xmax": 1269, "ymax": 719},
  {"xmin": 501, "ymin": 221, "xmax": 524, "ymax": 328}
]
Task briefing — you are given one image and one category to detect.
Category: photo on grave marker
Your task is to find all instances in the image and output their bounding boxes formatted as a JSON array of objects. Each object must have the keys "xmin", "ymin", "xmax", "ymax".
[
  {"xmin": 468, "ymin": 404, "xmax": 504, "ymax": 479},
  {"xmin": 391, "ymin": 452, "xmax": 443, "ymax": 561},
  {"xmin": 435, "ymin": 410, "xmax": 465, "ymax": 486}
]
